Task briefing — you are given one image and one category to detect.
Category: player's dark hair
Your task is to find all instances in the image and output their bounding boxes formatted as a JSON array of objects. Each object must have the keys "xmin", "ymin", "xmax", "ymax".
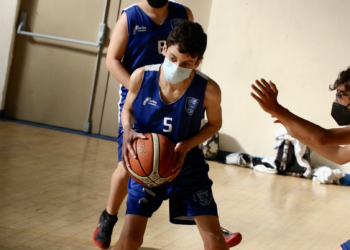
[
  {"xmin": 330, "ymin": 67, "xmax": 350, "ymax": 92},
  {"xmin": 166, "ymin": 21, "xmax": 207, "ymax": 60}
]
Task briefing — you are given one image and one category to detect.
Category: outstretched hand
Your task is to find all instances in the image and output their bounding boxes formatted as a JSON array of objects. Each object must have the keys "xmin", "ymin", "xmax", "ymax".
[{"xmin": 251, "ymin": 79, "xmax": 282, "ymax": 116}]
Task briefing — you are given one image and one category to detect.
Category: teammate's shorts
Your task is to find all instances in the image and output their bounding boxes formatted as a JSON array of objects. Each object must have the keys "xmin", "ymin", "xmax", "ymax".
[
  {"xmin": 342, "ymin": 239, "xmax": 350, "ymax": 250},
  {"xmin": 117, "ymin": 129, "xmax": 123, "ymax": 162},
  {"xmin": 126, "ymin": 159, "xmax": 218, "ymax": 225}
]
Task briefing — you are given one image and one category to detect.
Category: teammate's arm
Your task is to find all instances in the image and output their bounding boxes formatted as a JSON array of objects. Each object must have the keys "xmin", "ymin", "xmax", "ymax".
[
  {"xmin": 106, "ymin": 12, "xmax": 131, "ymax": 90},
  {"xmin": 185, "ymin": 7, "xmax": 194, "ymax": 22},
  {"xmin": 121, "ymin": 67, "xmax": 146, "ymax": 169},
  {"xmin": 170, "ymin": 79, "xmax": 222, "ymax": 181}
]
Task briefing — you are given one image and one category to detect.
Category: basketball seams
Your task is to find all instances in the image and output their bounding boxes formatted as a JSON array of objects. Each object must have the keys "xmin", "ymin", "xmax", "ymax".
[
  {"xmin": 129, "ymin": 136, "xmax": 157, "ymax": 186},
  {"xmin": 127, "ymin": 133, "xmax": 174, "ymax": 187},
  {"xmin": 159, "ymin": 143, "xmax": 175, "ymax": 177},
  {"xmin": 135, "ymin": 138, "xmax": 150, "ymax": 177},
  {"xmin": 150, "ymin": 133, "xmax": 160, "ymax": 179}
]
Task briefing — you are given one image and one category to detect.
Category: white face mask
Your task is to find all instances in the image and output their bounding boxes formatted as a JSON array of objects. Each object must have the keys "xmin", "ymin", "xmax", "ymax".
[{"xmin": 162, "ymin": 57, "xmax": 193, "ymax": 84}]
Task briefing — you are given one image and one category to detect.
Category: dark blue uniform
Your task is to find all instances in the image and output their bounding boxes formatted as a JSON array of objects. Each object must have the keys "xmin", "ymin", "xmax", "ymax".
[
  {"xmin": 126, "ymin": 65, "xmax": 218, "ymax": 225},
  {"xmin": 117, "ymin": 2, "xmax": 188, "ymax": 161},
  {"xmin": 342, "ymin": 240, "xmax": 350, "ymax": 250}
]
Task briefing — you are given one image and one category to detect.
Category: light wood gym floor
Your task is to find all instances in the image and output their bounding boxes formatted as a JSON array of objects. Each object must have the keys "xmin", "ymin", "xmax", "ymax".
[{"xmin": 1, "ymin": 120, "xmax": 350, "ymax": 250}]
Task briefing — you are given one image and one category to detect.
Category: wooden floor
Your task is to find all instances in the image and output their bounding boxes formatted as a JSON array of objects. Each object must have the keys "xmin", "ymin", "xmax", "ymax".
[{"xmin": 1, "ymin": 121, "xmax": 349, "ymax": 250}]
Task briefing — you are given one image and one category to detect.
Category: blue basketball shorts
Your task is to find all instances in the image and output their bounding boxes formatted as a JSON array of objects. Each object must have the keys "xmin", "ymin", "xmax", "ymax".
[
  {"xmin": 342, "ymin": 239, "xmax": 350, "ymax": 250},
  {"xmin": 117, "ymin": 129, "xmax": 123, "ymax": 162},
  {"xmin": 126, "ymin": 160, "xmax": 218, "ymax": 225}
]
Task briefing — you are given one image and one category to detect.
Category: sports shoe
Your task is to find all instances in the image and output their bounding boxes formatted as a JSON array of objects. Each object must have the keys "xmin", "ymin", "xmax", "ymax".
[
  {"xmin": 221, "ymin": 227, "xmax": 242, "ymax": 248},
  {"xmin": 93, "ymin": 210, "xmax": 118, "ymax": 249}
]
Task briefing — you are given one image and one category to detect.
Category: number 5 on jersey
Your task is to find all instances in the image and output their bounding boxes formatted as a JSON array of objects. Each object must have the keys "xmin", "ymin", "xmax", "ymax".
[{"xmin": 163, "ymin": 117, "xmax": 172, "ymax": 132}]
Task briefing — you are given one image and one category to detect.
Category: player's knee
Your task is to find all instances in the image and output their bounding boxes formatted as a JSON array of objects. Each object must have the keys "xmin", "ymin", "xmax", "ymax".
[{"xmin": 111, "ymin": 163, "xmax": 128, "ymax": 181}]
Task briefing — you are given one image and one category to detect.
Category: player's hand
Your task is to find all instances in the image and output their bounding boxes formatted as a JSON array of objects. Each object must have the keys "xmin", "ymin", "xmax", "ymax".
[
  {"xmin": 251, "ymin": 79, "xmax": 282, "ymax": 116},
  {"xmin": 169, "ymin": 141, "xmax": 189, "ymax": 182},
  {"xmin": 122, "ymin": 128, "xmax": 146, "ymax": 170}
]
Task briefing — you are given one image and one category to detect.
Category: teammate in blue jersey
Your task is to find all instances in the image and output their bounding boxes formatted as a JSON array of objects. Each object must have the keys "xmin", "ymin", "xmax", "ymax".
[
  {"xmin": 112, "ymin": 21, "xmax": 241, "ymax": 250},
  {"xmin": 93, "ymin": 1, "xmax": 192, "ymax": 248},
  {"xmin": 93, "ymin": 1, "xmax": 240, "ymax": 249}
]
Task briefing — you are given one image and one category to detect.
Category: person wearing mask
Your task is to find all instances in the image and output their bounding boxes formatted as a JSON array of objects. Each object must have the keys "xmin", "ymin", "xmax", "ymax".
[
  {"xmin": 251, "ymin": 67, "xmax": 350, "ymax": 250},
  {"xmin": 93, "ymin": 1, "xmax": 241, "ymax": 248}
]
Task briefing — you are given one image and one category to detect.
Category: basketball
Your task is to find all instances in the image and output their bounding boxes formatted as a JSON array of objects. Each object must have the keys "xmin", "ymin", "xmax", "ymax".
[{"xmin": 126, "ymin": 133, "xmax": 178, "ymax": 187}]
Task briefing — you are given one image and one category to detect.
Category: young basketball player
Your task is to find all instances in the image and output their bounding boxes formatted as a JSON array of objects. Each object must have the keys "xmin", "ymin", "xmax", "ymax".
[
  {"xmin": 94, "ymin": 0, "xmax": 240, "ymax": 248},
  {"xmin": 250, "ymin": 69, "xmax": 350, "ymax": 250},
  {"xmin": 113, "ymin": 21, "xmax": 239, "ymax": 250}
]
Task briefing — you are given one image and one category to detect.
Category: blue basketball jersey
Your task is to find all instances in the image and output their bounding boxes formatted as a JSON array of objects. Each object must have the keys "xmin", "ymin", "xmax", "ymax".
[
  {"xmin": 132, "ymin": 64, "xmax": 208, "ymax": 163},
  {"xmin": 119, "ymin": 2, "xmax": 188, "ymax": 129}
]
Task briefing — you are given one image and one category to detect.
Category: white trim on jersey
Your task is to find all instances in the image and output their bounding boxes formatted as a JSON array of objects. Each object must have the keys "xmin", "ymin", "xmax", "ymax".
[
  {"xmin": 122, "ymin": 3, "xmax": 137, "ymax": 12},
  {"xmin": 118, "ymin": 84, "xmax": 123, "ymax": 126},
  {"xmin": 144, "ymin": 64, "xmax": 161, "ymax": 72},
  {"xmin": 195, "ymin": 69, "xmax": 210, "ymax": 80}
]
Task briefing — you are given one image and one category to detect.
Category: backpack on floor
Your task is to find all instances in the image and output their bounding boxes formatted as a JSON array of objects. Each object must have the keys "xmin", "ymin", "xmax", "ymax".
[
  {"xmin": 201, "ymin": 132, "xmax": 219, "ymax": 160},
  {"xmin": 274, "ymin": 139, "xmax": 311, "ymax": 177},
  {"xmin": 200, "ymin": 120, "xmax": 219, "ymax": 160}
]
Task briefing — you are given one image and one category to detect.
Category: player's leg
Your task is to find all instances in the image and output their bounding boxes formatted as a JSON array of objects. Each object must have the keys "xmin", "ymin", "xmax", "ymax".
[
  {"xmin": 107, "ymin": 162, "xmax": 129, "ymax": 214},
  {"xmin": 93, "ymin": 134, "xmax": 128, "ymax": 249},
  {"xmin": 170, "ymin": 162, "xmax": 242, "ymax": 249},
  {"xmin": 112, "ymin": 214, "xmax": 148, "ymax": 250},
  {"xmin": 194, "ymin": 215, "xmax": 229, "ymax": 250}
]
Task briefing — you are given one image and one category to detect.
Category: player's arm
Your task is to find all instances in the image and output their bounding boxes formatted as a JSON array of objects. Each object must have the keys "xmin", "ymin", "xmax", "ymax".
[
  {"xmin": 190, "ymin": 79, "xmax": 222, "ymax": 147},
  {"xmin": 106, "ymin": 12, "xmax": 131, "ymax": 90},
  {"xmin": 251, "ymin": 78, "xmax": 350, "ymax": 164},
  {"xmin": 170, "ymin": 79, "xmax": 222, "ymax": 181},
  {"xmin": 121, "ymin": 67, "xmax": 146, "ymax": 168},
  {"xmin": 285, "ymin": 126, "xmax": 350, "ymax": 165},
  {"xmin": 185, "ymin": 7, "xmax": 194, "ymax": 22}
]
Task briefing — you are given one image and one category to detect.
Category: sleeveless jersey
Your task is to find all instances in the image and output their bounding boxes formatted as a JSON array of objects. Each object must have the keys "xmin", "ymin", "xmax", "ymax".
[
  {"xmin": 132, "ymin": 64, "xmax": 208, "ymax": 163},
  {"xmin": 119, "ymin": 2, "xmax": 188, "ymax": 129}
]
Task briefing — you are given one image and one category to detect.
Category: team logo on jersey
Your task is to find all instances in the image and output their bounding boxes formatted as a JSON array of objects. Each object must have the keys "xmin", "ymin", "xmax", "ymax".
[
  {"xmin": 185, "ymin": 97, "xmax": 199, "ymax": 115},
  {"xmin": 193, "ymin": 190, "xmax": 212, "ymax": 206},
  {"xmin": 143, "ymin": 97, "xmax": 157, "ymax": 106},
  {"xmin": 171, "ymin": 18, "xmax": 184, "ymax": 29},
  {"xmin": 133, "ymin": 25, "xmax": 147, "ymax": 35}
]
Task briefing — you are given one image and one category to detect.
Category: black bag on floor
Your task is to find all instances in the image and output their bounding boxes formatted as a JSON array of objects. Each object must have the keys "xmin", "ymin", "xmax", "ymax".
[
  {"xmin": 274, "ymin": 140, "xmax": 311, "ymax": 177},
  {"xmin": 202, "ymin": 132, "xmax": 219, "ymax": 160}
]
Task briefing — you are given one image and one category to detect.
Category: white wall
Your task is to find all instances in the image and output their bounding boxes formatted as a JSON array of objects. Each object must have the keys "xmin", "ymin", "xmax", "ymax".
[
  {"xmin": 201, "ymin": 0, "xmax": 350, "ymax": 173},
  {"xmin": 0, "ymin": 0, "xmax": 20, "ymax": 110}
]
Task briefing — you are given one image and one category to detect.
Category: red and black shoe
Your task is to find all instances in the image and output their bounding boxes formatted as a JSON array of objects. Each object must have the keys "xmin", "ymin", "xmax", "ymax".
[
  {"xmin": 93, "ymin": 210, "xmax": 118, "ymax": 249},
  {"xmin": 221, "ymin": 227, "xmax": 242, "ymax": 248}
]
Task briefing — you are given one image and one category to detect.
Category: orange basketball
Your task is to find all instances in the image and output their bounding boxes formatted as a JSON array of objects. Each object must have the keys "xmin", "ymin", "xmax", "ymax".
[{"xmin": 126, "ymin": 133, "xmax": 178, "ymax": 187}]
